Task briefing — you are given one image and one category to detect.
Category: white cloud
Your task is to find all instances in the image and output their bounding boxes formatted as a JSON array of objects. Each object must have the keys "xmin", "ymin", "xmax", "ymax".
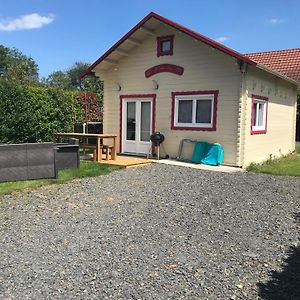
[
  {"xmin": 267, "ymin": 18, "xmax": 284, "ymax": 24},
  {"xmin": 0, "ymin": 13, "xmax": 55, "ymax": 32},
  {"xmin": 215, "ymin": 36, "xmax": 229, "ymax": 43}
]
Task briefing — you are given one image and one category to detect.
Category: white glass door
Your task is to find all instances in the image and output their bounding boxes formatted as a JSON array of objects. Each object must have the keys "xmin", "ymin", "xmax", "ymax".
[{"xmin": 122, "ymin": 99, "xmax": 152, "ymax": 155}]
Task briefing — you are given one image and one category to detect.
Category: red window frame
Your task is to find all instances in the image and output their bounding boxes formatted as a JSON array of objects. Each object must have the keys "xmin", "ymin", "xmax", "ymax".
[
  {"xmin": 250, "ymin": 94, "xmax": 268, "ymax": 135},
  {"xmin": 171, "ymin": 90, "xmax": 218, "ymax": 131},
  {"xmin": 157, "ymin": 35, "xmax": 174, "ymax": 57}
]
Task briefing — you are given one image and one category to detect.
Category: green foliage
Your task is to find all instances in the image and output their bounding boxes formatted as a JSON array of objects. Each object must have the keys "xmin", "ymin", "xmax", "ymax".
[
  {"xmin": 42, "ymin": 71, "xmax": 72, "ymax": 90},
  {"xmin": 246, "ymin": 147, "xmax": 300, "ymax": 177},
  {"xmin": 44, "ymin": 61, "xmax": 103, "ymax": 94},
  {"xmin": 67, "ymin": 61, "xmax": 90, "ymax": 90},
  {"xmin": 0, "ymin": 81, "xmax": 83, "ymax": 143},
  {"xmin": 0, "ymin": 162, "xmax": 122, "ymax": 196},
  {"xmin": 0, "ymin": 45, "xmax": 39, "ymax": 85},
  {"xmin": 43, "ymin": 61, "xmax": 104, "ymax": 122}
]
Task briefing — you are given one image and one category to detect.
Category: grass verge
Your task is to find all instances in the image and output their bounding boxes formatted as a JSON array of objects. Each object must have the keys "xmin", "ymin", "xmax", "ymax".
[
  {"xmin": 0, "ymin": 161, "xmax": 122, "ymax": 196},
  {"xmin": 246, "ymin": 145, "xmax": 300, "ymax": 177}
]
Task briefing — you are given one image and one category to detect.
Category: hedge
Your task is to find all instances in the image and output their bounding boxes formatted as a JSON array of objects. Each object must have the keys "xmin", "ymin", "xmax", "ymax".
[{"xmin": 0, "ymin": 82, "xmax": 83, "ymax": 143}]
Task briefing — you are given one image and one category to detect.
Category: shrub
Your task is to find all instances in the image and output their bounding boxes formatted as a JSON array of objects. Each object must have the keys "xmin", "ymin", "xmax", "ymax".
[{"xmin": 0, "ymin": 82, "xmax": 83, "ymax": 143}]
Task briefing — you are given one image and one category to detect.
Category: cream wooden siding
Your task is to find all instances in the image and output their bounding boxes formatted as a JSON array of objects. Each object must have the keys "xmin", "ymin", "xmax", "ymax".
[
  {"xmin": 98, "ymin": 24, "xmax": 244, "ymax": 165},
  {"xmin": 241, "ymin": 66, "xmax": 297, "ymax": 166}
]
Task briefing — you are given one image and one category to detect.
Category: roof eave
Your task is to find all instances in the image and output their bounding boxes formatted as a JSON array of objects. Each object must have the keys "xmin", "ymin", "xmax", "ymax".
[
  {"xmin": 149, "ymin": 13, "xmax": 256, "ymax": 66},
  {"xmin": 79, "ymin": 12, "xmax": 256, "ymax": 79},
  {"xmin": 79, "ymin": 12, "xmax": 155, "ymax": 78},
  {"xmin": 256, "ymin": 63, "xmax": 300, "ymax": 87}
]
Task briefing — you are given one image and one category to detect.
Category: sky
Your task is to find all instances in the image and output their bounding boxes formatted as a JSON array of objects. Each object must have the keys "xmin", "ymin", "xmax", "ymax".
[{"xmin": 1, "ymin": 0, "xmax": 300, "ymax": 78}]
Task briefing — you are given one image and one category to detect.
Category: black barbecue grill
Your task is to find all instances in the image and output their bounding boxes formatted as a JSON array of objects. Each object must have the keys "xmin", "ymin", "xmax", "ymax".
[{"xmin": 150, "ymin": 132, "xmax": 165, "ymax": 159}]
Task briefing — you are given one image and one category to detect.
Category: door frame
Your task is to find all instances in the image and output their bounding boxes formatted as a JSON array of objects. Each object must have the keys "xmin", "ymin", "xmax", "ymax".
[{"xmin": 120, "ymin": 94, "xmax": 156, "ymax": 154}]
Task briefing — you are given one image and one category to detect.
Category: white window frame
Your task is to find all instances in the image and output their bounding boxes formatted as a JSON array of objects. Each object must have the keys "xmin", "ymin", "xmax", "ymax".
[
  {"xmin": 252, "ymin": 98, "xmax": 267, "ymax": 133},
  {"xmin": 174, "ymin": 94, "xmax": 214, "ymax": 128}
]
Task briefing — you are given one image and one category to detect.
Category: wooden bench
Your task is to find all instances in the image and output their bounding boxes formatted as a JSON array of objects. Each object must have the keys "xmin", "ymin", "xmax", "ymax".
[
  {"xmin": 53, "ymin": 133, "xmax": 117, "ymax": 162},
  {"xmin": 81, "ymin": 144, "xmax": 98, "ymax": 161},
  {"xmin": 82, "ymin": 144, "xmax": 113, "ymax": 161},
  {"xmin": 102, "ymin": 145, "xmax": 114, "ymax": 161}
]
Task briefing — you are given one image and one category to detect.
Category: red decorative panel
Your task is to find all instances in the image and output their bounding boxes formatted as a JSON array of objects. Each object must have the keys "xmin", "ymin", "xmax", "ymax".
[{"xmin": 145, "ymin": 64, "xmax": 184, "ymax": 78}]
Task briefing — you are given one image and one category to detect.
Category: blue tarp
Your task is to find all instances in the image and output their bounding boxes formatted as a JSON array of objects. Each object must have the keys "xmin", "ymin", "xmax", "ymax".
[
  {"xmin": 191, "ymin": 141, "xmax": 209, "ymax": 164},
  {"xmin": 191, "ymin": 142, "xmax": 224, "ymax": 166}
]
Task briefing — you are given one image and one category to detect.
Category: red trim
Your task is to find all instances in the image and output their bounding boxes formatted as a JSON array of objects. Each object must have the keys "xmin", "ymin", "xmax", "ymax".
[
  {"xmin": 157, "ymin": 35, "xmax": 174, "ymax": 57},
  {"xmin": 171, "ymin": 90, "xmax": 218, "ymax": 131},
  {"xmin": 119, "ymin": 97, "xmax": 123, "ymax": 153},
  {"xmin": 145, "ymin": 64, "xmax": 184, "ymax": 78},
  {"xmin": 119, "ymin": 94, "xmax": 156, "ymax": 154},
  {"xmin": 80, "ymin": 12, "xmax": 256, "ymax": 78},
  {"xmin": 250, "ymin": 94, "xmax": 268, "ymax": 135}
]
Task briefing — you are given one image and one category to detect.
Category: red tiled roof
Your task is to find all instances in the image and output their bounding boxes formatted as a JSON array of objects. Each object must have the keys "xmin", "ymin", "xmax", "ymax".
[{"xmin": 245, "ymin": 48, "xmax": 300, "ymax": 83}]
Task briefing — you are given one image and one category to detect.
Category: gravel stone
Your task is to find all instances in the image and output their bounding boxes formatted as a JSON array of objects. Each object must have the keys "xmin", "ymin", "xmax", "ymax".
[{"xmin": 0, "ymin": 164, "xmax": 299, "ymax": 299}]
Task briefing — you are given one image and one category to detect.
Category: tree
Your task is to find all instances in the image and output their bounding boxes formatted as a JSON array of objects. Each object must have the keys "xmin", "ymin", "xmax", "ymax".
[
  {"xmin": 44, "ymin": 60, "xmax": 103, "ymax": 102},
  {"xmin": 66, "ymin": 62, "xmax": 104, "ymax": 122},
  {"xmin": 0, "ymin": 81, "xmax": 83, "ymax": 143},
  {"xmin": 67, "ymin": 61, "xmax": 89, "ymax": 90},
  {"xmin": 67, "ymin": 61, "xmax": 103, "ymax": 95},
  {"xmin": 0, "ymin": 45, "xmax": 39, "ymax": 85},
  {"xmin": 43, "ymin": 70, "xmax": 72, "ymax": 90},
  {"xmin": 44, "ymin": 61, "xmax": 104, "ymax": 122},
  {"xmin": 44, "ymin": 61, "xmax": 103, "ymax": 94}
]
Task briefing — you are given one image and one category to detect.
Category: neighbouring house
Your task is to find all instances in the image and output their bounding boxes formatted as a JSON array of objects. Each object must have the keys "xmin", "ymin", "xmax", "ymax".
[{"xmin": 80, "ymin": 12, "xmax": 299, "ymax": 167}]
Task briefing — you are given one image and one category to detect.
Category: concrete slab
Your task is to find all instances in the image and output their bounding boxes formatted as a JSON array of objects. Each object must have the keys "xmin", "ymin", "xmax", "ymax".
[{"xmin": 153, "ymin": 159, "xmax": 244, "ymax": 173}]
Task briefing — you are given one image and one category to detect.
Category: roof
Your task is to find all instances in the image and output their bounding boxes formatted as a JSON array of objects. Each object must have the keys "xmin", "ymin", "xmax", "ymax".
[
  {"xmin": 245, "ymin": 48, "xmax": 300, "ymax": 83},
  {"xmin": 80, "ymin": 12, "xmax": 299, "ymax": 86},
  {"xmin": 80, "ymin": 12, "xmax": 256, "ymax": 78}
]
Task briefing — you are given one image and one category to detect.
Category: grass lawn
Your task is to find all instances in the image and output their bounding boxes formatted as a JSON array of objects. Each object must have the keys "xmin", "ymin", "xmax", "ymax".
[
  {"xmin": 0, "ymin": 161, "xmax": 122, "ymax": 196},
  {"xmin": 247, "ymin": 144, "xmax": 300, "ymax": 177}
]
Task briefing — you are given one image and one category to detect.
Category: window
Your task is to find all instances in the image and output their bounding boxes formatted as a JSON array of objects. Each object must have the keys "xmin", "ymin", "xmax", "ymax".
[
  {"xmin": 157, "ymin": 35, "xmax": 174, "ymax": 57},
  {"xmin": 251, "ymin": 95, "xmax": 268, "ymax": 134},
  {"xmin": 171, "ymin": 91, "xmax": 218, "ymax": 131}
]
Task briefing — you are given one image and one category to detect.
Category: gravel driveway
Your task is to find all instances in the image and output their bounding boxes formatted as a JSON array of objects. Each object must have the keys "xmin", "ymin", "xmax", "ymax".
[{"xmin": 0, "ymin": 164, "xmax": 299, "ymax": 299}]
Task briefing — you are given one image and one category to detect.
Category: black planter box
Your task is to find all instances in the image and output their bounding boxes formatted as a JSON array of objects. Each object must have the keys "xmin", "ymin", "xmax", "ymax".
[
  {"xmin": 54, "ymin": 144, "xmax": 80, "ymax": 171},
  {"xmin": 0, "ymin": 143, "xmax": 56, "ymax": 182},
  {"xmin": 0, "ymin": 141, "xmax": 80, "ymax": 183}
]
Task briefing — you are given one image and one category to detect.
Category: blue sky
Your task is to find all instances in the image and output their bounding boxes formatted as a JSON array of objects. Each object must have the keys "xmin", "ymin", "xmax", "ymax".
[{"xmin": 1, "ymin": 0, "xmax": 299, "ymax": 78}]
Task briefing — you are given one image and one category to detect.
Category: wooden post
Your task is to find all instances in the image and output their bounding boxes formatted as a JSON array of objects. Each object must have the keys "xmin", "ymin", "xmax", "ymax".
[
  {"xmin": 97, "ymin": 136, "xmax": 102, "ymax": 162},
  {"xmin": 112, "ymin": 136, "xmax": 117, "ymax": 160}
]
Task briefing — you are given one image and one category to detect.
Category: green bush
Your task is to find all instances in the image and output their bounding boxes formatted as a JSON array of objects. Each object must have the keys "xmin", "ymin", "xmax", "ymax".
[{"xmin": 0, "ymin": 82, "xmax": 83, "ymax": 143}]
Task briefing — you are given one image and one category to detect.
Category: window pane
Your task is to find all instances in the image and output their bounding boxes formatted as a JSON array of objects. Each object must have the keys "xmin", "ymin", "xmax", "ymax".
[
  {"xmin": 178, "ymin": 100, "xmax": 193, "ymax": 123},
  {"xmin": 253, "ymin": 101, "xmax": 265, "ymax": 127},
  {"xmin": 141, "ymin": 102, "xmax": 151, "ymax": 141},
  {"xmin": 126, "ymin": 102, "xmax": 135, "ymax": 140},
  {"xmin": 258, "ymin": 103, "xmax": 264, "ymax": 126},
  {"xmin": 196, "ymin": 99, "xmax": 212, "ymax": 123},
  {"xmin": 161, "ymin": 40, "xmax": 171, "ymax": 52},
  {"xmin": 253, "ymin": 103, "xmax": 258, "ymax": 126}
]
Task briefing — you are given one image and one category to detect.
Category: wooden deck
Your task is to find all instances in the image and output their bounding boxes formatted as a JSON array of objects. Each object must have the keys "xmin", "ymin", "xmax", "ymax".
[{"xmin": 97, "ymin": 155, "xmax": 152, "ymax": 168}]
